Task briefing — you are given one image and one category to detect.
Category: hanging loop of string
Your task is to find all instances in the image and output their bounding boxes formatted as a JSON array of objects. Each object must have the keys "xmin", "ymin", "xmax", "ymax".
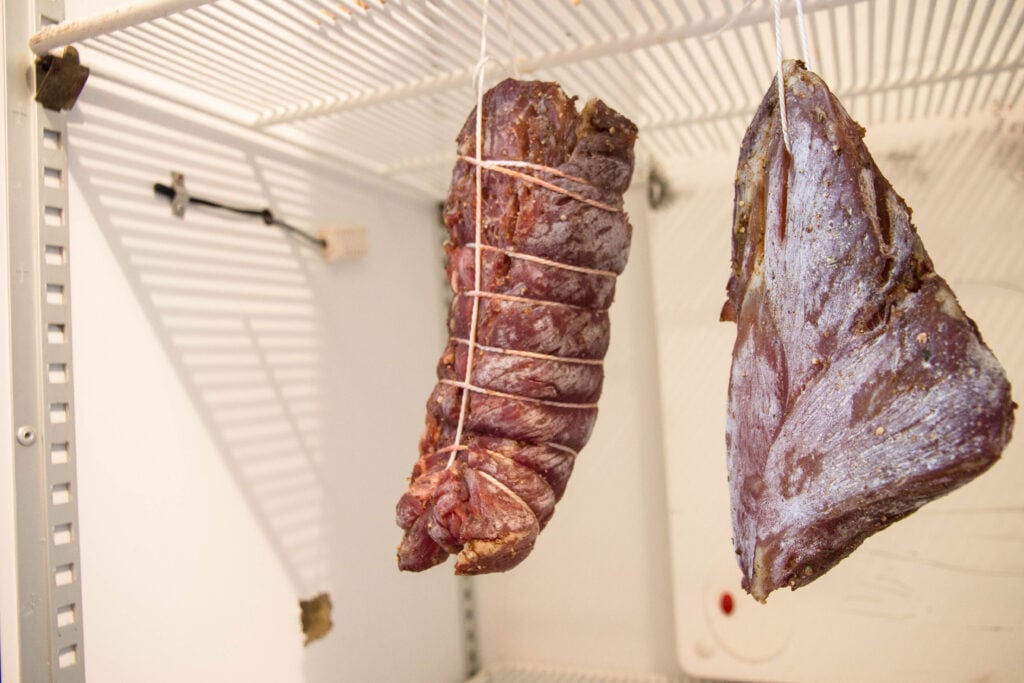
[
  {"xmin": 443, "ymin": 0, "xmax": 623, "ymax": 472},
  {"xmin": 795, "ymin": 0, "xmax": 812, "ymax": 70},
  {"xmin": 773, "ymin": 0, "xmax": 792, "ymax": 154},
  {"xmin": 773, "ymin": 0, "xmax": 813, "ymax": 155},
  {"xmin": 501, "ymin": 0, "xmax": 520, "ymax": 77},
  {"xmin": 703, "ymin": 0, "xmax": 756, "ymax": 42},
  {"xmin": 447, "ymin": 0, "xmax": 492, "ymax": 471}
]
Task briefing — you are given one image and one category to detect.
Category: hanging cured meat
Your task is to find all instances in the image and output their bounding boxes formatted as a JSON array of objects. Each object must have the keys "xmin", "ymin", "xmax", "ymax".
[
  {"xmin": 396, "ymin": 79, "xmax": 638, "ymax": 574},
  {"xmin": 722, "ymin": 60, "xmax": 1016, "ymax": 602}
]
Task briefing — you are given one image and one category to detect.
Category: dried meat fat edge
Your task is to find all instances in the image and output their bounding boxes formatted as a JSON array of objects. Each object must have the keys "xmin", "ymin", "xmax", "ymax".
[
  {"xmin": 396, "ymin": 78, "xmax": 638, "ymax": 575},
  {"xmin": 723, "ymin": 60, "xmax": 1015, "ymax": 602}
]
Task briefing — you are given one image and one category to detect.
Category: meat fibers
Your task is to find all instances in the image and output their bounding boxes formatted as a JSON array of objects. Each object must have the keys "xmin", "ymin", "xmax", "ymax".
[
  {"xmin": 722, "ymin": 61, "xmax": 1015, "ymax": 602},
  {"xmin": 396, "ymin": 79, "xmax": 638, "ymax": 574}
]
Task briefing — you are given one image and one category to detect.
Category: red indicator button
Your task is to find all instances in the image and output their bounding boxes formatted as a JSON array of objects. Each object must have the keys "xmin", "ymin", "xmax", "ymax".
[{"xmin": 719, "ymin": 591, "xmax": 734, "ymax": 616}]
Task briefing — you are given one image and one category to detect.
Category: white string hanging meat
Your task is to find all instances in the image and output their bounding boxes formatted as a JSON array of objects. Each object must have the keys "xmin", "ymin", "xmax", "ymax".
[
  {"xmin": 723, "ymin": 58, "xmax": 1014, "ymax": 602},
  {"xmin": 395, "ymin": 1, "xmax": 638, "ymax": 575}
]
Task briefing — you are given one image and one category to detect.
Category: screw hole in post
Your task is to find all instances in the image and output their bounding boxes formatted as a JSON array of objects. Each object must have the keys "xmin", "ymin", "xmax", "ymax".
[{"xmin": 17, "ymin": 426, "xmax": 36, "ymax": 446}]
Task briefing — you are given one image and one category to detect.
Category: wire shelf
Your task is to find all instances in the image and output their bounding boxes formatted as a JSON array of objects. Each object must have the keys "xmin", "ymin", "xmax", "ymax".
[
  {"xmin": 32, "ymin": 0, "xmax": 1024, "ymax": 195},
  {"xmin": 466, "ymin": 662, "xmax": 696, "ymax": 683}
]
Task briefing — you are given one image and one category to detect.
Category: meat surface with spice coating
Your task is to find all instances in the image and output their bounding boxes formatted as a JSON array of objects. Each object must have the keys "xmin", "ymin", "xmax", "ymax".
[
  {"xmin": 396, "ymin": 78, "xmax": 637, "ymax": 574},
  {"xmin": 723, "ymin": 60, "xmax": 1015, "ymax": 602}
]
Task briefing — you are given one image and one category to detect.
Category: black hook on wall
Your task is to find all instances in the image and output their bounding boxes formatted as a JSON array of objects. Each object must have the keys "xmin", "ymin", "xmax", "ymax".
[{"xmin": 153, "ymin": 171, "xmax": 328, "ymax": 251}]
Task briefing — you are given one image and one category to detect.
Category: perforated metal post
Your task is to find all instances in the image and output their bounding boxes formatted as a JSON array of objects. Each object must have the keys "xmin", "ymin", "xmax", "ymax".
[
  {"xmin": 458, "ymin": 576, "xmax": 480, "ymax": 679},
  {"xmin": 5, "ymin": 0, "xmax": 86, "ymax": 679}
]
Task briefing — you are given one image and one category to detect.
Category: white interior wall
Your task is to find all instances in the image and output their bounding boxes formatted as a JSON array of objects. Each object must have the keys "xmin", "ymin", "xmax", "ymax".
[
  {"xmin": 64, "ymin": 81, "xmax": 681, "ymax": 681},
  {"xmin": 66, "ymin": 74, "xmax": 461, "ymax": 683},
  {"xmin": 60, "ymin": 82, "xmax": 685, "ymax": 683},
  {"xmin": 56, "ymin": 0, "xmax": 684, "ymax": 677},
  {"xmin": 473, "ymin": 188, "xmax": 680, "ymax": 677},
  {"xmin": 69, "ymin": 216, "xmax": 305, "ymax": 682}
]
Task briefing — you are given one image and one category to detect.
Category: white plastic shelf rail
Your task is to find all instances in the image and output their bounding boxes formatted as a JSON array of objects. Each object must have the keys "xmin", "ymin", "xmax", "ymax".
[
  {"xmin": 468, "ymin": 662, "xmax": 692, "ymax": 683},
  {"xmin": 30, "ymin": 0, "xmax": 1024, "ymax": 198}
]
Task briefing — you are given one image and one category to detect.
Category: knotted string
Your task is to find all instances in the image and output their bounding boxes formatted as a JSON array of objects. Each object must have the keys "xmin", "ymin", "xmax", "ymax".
[{"xmin": 444, "ymin": 0, "xmax": 623, "ymax": 471}]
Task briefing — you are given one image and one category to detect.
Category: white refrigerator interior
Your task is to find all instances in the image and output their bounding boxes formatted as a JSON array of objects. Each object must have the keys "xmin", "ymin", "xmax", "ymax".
[{"xmin": 3, "ymin": 0, "xmax": 1023, "ymax": 682}]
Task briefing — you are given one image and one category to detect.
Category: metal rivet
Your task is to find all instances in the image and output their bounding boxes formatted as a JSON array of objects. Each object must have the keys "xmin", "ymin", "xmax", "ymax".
[{"xmin": 16, "ymin": 426, "xmax": 36, "ymax": 446}]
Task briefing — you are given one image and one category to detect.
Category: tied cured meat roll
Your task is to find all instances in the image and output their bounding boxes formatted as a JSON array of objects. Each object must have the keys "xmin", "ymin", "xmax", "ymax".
[
  {"xmin": 396, "ymin": 79, "xmax": 638, "ymax": 574},
  {"xmin": 722, "ymin": 61, "xmax": 1016, "ymax": 602}
]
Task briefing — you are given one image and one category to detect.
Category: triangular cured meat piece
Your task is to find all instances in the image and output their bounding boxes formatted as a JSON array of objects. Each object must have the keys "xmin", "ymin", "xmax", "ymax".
[{"xmin": 722, "ymin": 61, "xmax": 1015, "ymax": 602}]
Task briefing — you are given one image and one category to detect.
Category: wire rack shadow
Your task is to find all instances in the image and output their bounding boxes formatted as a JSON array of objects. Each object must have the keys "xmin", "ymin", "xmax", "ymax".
[
  {"xmin": 68, "ymin": 81, "xmax": 334, "ymax": 596},
  {"xmin": 31, "ymin": 0, "xmax": 1024, "ymax": 198}
]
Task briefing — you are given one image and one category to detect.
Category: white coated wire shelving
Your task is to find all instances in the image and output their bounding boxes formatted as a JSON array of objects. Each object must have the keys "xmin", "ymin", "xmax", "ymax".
[{"xmin": 30, "ymin": 0, "xmax": 1024, "ymax": 198}]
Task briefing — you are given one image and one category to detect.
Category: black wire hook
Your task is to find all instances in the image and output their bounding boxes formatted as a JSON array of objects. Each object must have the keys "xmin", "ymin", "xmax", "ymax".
[{"xmin": 154, "ymin": 173, "xmax": 327, "ymax": 250}]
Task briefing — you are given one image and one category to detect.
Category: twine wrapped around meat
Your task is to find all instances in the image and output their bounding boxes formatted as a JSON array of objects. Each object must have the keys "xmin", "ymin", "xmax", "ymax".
[{"xmin": 396, "ymin": 78, "xmax": 637, "ymax": 574}]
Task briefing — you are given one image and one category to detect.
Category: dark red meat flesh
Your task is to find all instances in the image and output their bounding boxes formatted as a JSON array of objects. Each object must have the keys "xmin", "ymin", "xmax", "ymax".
[
  {"xmin": 396, "ymin": 78, "xmax": 637, "ymax": 574},
  {"xmin": 723, "ymin": 61, "xmax": 1015, "ymax": 602}
]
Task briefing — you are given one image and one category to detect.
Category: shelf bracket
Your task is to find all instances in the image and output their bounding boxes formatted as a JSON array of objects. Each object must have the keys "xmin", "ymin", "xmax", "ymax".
[{"xmin": 35, "ymin": 45, "xmax": 89, "ymax": 112}]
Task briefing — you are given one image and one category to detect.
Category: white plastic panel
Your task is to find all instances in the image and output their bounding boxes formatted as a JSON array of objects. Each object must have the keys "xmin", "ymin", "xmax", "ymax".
[
  {"xmin": 471, "ymin": 188, "xmax": 680, "ymax": 677},
  {"xmin": 649, "ymin": 113, "xmax": 1024, "ymax": 682},
  {"xmin": 63, "ymin": 38, "xmax": 463, "ymax": 682},
  {"xmin": 469, "ymin": 662, "xmax": 686, "ymax": 683}
]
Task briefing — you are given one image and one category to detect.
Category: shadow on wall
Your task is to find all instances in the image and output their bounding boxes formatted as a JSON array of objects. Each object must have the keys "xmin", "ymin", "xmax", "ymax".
[
  {"xmin": 67, "ymin": 75, "xmax": 466, "ymax": 683},
  {"xmin": 67, "ymin": 85, "xmax": 335, "ymax": 596}
]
